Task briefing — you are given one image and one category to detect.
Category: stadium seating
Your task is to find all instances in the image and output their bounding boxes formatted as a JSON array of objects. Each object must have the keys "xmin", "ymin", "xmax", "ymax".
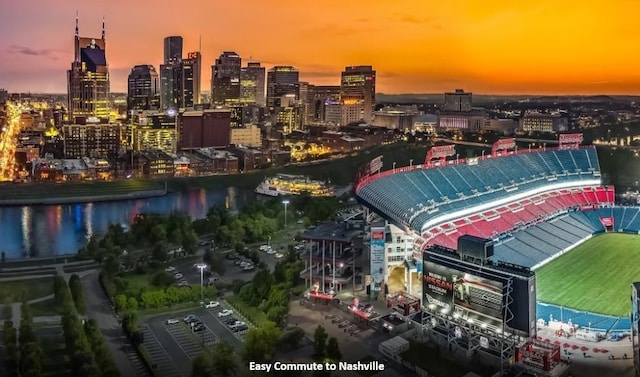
[
  {"xmin": 357, "ymin": 148, "xmax": 602, "ymax": 233},
  {"xmin": 536, "ymin": 303, "xmax": 628, "ymax": 333}
]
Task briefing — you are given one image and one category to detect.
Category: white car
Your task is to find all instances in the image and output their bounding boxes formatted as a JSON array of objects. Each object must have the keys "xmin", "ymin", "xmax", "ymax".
[
  {"xmin": 174, "ymin": 273, "xmax": 184, "ymax": 279},
  {"xmin": 259, "ymin": 245, "xmax": 268, "ymax": 251},
  {"xmin": 166, "ymin": 319, "xmax": 179, "ymax": 325},
  {"xmin": 218, "ymin": 309, "xmax": 233, "ymax": 317},
  {"xmin": 267, "ymin": 248, "xmax": 276, "ymax": 255},
  {"xmin": 165, "ymin": 266, "xmax": 176, "ymax": 272},
  {"xmin": 274, "ymin": 252, "xmax": 284, "ymax": 259},
  {"xmin": 204, "ymin": 301, "xmax": 220, "ymax": 309}
]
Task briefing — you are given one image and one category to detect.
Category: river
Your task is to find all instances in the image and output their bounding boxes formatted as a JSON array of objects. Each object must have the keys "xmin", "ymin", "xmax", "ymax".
[{"xmin": 0, "ymin": 187, "xmax": 256, "ymax": 259}]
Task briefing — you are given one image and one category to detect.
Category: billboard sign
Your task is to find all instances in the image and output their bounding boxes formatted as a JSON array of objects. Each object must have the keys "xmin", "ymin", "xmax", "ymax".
[
  {"xmin": 369, "ymin": 156, "xmax": 383, "ymax": 174},
  {"xmin": 600, "ymin": 217, "xmax": 614, "ymax": 227},
  {"xmin": 370, "ymin": 227, "xmax": 386, "ymax": 292},
  {"xmin": 423, "ymin": 260, "xmax": 504, "ymax": 328}
]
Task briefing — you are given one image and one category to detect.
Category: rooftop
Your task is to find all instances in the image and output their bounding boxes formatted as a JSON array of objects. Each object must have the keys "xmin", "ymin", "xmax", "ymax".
[{"xmin": 301, "ymin": 222, "xmax": 360, "ymax": 243}]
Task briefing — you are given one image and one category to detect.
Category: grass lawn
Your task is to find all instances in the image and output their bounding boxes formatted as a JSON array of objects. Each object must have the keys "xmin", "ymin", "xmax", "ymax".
[
  {"xmin": 30, "ymin": 298, "xmax": 64, "ymax": 317},
  {"xmin": 536, "ymin": 233, "xmax": 640, "ymax": 316},
  {"xmin": 0, "ymin": 278, "xmax": 54, "ymax": 304},
  {"xmin": 226, "ymin": 295, "xmax": 268, "ymax": 326}
]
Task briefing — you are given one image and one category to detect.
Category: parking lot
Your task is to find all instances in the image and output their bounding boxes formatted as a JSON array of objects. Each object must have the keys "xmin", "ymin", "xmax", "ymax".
[{"xmin": 141, "ymin": 304, "xmax": 247, "ymax": 377}]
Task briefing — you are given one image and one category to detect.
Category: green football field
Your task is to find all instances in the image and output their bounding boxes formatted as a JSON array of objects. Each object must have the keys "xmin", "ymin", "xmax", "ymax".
[{"xmin": 535, "ymin": 233, "xmax": 640, "ymax": 317}]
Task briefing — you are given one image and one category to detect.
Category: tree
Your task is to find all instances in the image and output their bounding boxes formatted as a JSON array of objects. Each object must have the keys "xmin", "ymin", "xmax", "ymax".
[
  {"xmin": 278, "ymin": 327, "xmax": 305, "ymax": 350},
  {"xmin": 326, "ymin": 337, "xmax": 342, "ymax": 361},
  {"xmin": 313, "ymin": 325, "xmax": 328, "ymax": 359},
  {"xmin": 210, "ymin": 341, "xmax": 238, "ymax": 377},
  {"xmin": 191, "ymin": 352, "xmax": 213, "ymax": 377},
  {"xmin": 69, "ymin": 274, "xmax": 86, "ymax": 315},
  {"xmin": 241, "ymin": 321, "xmax": 282, "ymax": 363}
]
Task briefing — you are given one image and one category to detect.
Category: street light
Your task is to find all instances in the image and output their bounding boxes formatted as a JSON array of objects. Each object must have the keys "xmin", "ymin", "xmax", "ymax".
[
  {"xmin": 282, "ymin": 200, "xmax": 290, "ymax": 228},
  {"xmin": 196, "ymin": 263, "xmax": 207, "ymax": 304}
]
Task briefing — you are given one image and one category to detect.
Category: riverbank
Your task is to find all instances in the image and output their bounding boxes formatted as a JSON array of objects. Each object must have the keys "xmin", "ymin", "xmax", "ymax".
[
  {"xmin": 0, "ymin": 142, "xmax": 431, "ymax": 205},
  {"xmin": 0, "ymin": 179, "xmax": 167, "ymax": 206}
]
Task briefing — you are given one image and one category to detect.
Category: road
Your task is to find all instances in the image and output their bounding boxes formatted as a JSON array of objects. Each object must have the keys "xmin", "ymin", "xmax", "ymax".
[
  {"xmin": 0, "ymin": 102, "xmax": 21, "ymax": 181},
  {"xmin": 81, "ymin": 271, "xmax": 150, "ymax": 377}
]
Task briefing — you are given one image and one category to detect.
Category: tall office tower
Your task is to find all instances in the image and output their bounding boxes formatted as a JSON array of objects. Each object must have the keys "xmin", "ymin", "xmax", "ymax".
[
  {"xmin": 127, "ymin": 65, "xmax": 159, "ymax": 113},
  {"xmin": 211, "ymin": 51, "xmax": 242, "ymax": 105},
  {"xmin": 240, "ymin": 62, "xmax": 266, "ymax": 106},
  {"xmin": 443, "ymin": 89, "xmax": 472, "ymax": 112},
  {"xmin": 164, "ymin": 36, "xmax": 183, "ymax": 64},
  {"xmin": 67, "ymin": 15, "xmax": 110, "ymax": 123},
  {"xmin": 340, "ymin": 65, "xmax": 376, "ymax": 125},
  {"xmin": 266, "ymin": 66, "xmax": 299, "ymax": 108},
  {"xmin": 182, "ymin": 52, "xmax": 201, "ymax": 105},
  {"xmin": 160, "ymin": 36, "xmax": 183, "ymax": 110}
]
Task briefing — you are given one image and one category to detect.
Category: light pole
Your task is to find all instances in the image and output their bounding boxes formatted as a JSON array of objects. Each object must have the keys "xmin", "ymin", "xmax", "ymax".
[
  {"xmin": 268, "ymin": 235, "xmax": 271, "ymax": 249},
  {"xmin": 409, "ymin": 159, "xmax": 413, "ymax": 168},
  {"xmin": 282, "ymin": 200, "xmax": 290, "ymax": 228},
  {"xmin": 196, "ymin": 263, "xmax": 207, "ymax": 304},
  {"xmin": 392, "ymin": 162, "xmax": 396, "ymax": 173}
]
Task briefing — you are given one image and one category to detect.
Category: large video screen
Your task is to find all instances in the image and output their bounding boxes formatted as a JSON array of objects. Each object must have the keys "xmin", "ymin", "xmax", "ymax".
[{"xmin": 424, "ymin": 261, "xmax": 504, "ymax": 328}]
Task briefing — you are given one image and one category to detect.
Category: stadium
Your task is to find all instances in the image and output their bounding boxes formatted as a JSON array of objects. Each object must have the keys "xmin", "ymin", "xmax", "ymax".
[{"xmin": 355, "ymin": 134, "xmax": 640, "ymax": 371}]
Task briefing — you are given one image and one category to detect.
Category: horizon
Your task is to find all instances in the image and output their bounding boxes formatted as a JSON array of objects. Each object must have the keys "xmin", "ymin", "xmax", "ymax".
[{"xmin": 2, "ymin": 0, "xmax": 640, "ymax": 95}]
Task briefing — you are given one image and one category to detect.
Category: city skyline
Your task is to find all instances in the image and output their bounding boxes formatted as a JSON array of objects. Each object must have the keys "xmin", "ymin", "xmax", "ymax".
[{"xmin": 2, "ymin": 0, "xmax": 640, "ymax": 95}]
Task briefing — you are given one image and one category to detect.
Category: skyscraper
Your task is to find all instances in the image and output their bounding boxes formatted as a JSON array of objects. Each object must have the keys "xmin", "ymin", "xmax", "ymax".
[
  {"xmin": 266, "ymin": 66, "xmax": 299, "ymax": 108},
  {"xmin": 211, "ymin": 52, "xmax": 242, "ymax": 105},
  {"xmin": 340, "ymin": 65, "xmax": 376, "ymax": 125},
  {"xmin": 127, "ymin": 65, "xmax": 159, "ymax": 113},
  {"xmin": 160, "ymin": 36, "xmax": 183, "ymax": 110},
  {"xmin": 164, "ymin": 36, "xmax": 183, "ymax": 64},
  {"xmin": 240, "ymin": 62, "xmax": 266, "ymax": 106},
  {"xmin": 67, "ymin": 15, "xmax": 110, "ymax": 122},
  {"xmin": 183, "ymin": 52, "xmax": 202, "ymax": 106}
]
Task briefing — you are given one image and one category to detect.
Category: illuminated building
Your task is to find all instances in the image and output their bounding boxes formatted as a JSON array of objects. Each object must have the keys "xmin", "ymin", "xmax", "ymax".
[
  {"xmin": 0, "ymin": 89, "xmax": 7, "ymax": 104},
  {"xmin": 307, "ymin": 85, "xmax": 341, "ymax": 123},
  {"xmin": 520, "ymin": 113, "xmax": 568, "ymax": 133},
  {"xmin": 230, "ymin": 124, "xmax": 261, "ymax": 147},
  {"xmin": 140, "ymin": 149, "xmax": 175, "ymax": 177},
  {"xmin": 266, "ymin": 66, "xmax": 299, "ymax": 107},
  {"xmin": 443, "ymin": 89, "xmax": 472, "ymax": 112},
  {"xmin": 160, "ymin": 36, "xmax": 183, "ymax": 110},
  {"xmin": 177, "ymin": 109, "xmax": 231, "ymax": 150},
  {"xmin": 193, "ymin": 148, "xmax": 239, "ymax": 173},
  {"xmin": 437, "ymin": 113, "xmax": 485, "ymax": 132},
  {"xmin": 240, "ymin": 62, "xmax": 266, "ymax": 106},
  {"xmin": 211, "ymin": 52, "xmax": 242, "ymax": 105},
  {"xmin": 340, "ymin": 66, "xmax": 376, "ymax": 125},
  {"xmin": 132, "ymin": 111, "xmax": 177, "ymax": 154},
  {"xmin": 373, "ymin": 106, "xmax": 419, "ymax": 131},
  {"xmin": 274, "ymin": 96, "xmax": 303, "ymax": 134},
  {"xmin": 127, "ymin": 65, "xmax": 159, "ymax": 113},
  {"xmin": 67, "ymin": 15, "xmax": 110, "ymax": 123},
  {"xmin": 62, "ymin": 123, "xmax": 124, "ymax": 159},
  {"xmin": 183, "ymin": 52, "xmax": 202, "ymax": 106}
]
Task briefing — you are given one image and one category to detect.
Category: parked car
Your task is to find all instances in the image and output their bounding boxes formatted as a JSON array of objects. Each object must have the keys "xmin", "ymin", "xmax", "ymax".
[
  {"xmin": 183, "ymin": 314, "xmax": 197, "ymax": 323},
  {"xmin": 204, "ymin": 301, "xmax": 220, "ymax": 309},
  {"xmin": 218, "ymin": 309, "xmax": 233, "ymax": 317},
  {"xmin": 226, "ymin": 253, "xmax": 239, "ymax": 260},
  {"xmin": 165, "ymin": 266, "xmax": 176, "ymax": 272},
  {"xmin": 225, "ymin": 317, "xmax": 238, "ymax": 325},
  {"xmin": 242, "ymin": 265, "xmax": 255, "ymax": 271},
  {"xmin": 174, "ymin": 273, "xmax": 184, "ymax": 280},
  {"xmin": 166, "ymin": 319, "xmax": 179, "ymax": 325},
  {"xmin": 234, "ymin": 324, "xmax": 249, "ymax": 332},
  {"xmin": 193, "ymin": 324, "xmax": 205, "ymax": 332},
  {"xmin": 259, "ymin": 245, "xmax": 268, "ymax": 251},
  {"xmin": 229, "ymin": 321, "xmax": 246, "ymax": 328},
  {"xmin": 274, "ymin": 252, "xmax": 284, "ymax": 259}
]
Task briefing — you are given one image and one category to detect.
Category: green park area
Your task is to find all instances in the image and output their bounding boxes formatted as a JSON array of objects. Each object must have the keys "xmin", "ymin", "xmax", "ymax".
[{"xmin": 0, "ymin": 278, "xmax": 53, "ymax": 304}]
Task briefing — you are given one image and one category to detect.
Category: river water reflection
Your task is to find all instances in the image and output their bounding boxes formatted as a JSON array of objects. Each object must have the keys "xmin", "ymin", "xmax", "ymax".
[{"xmin": 0, "ymin": 187, "xmax": 254, "ymax": 259}]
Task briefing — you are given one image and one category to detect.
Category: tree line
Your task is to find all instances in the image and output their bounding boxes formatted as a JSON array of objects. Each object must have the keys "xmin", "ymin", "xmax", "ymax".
[
  {"xmin": 54, "ymin": 275, "xmax": 120, "ymax": 377},
  {"xmin": 3, "ymin": 302, "xmax": 45, "ymax": 377}
]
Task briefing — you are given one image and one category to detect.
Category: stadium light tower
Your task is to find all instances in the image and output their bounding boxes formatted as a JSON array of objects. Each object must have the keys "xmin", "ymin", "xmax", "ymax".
[
  {"xmin": 410, "ymin": 159, "xmax": 413, "ymax": 168},
  {"xmin": 282, "ymin": 200, "xmax": 290, "ymax": 228}
]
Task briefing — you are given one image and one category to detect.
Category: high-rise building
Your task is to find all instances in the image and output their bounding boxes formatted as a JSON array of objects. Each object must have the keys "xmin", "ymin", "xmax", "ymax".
[
  {"xmin": 443, "ymin": 89, "xmax": 472, "ymax": 112},
  {"xmin": 62, "ymin": 123, "xmax": 124, "ymax": 158},
  {"xmin": 67, "ymin": 16, "xmax": 110, "ymax": 123},
  {"xmin": 132, "ymin": 111, "xmax": 177, "ymax": 154},
  {"xmin": 127, "ymin": 65, "xmax": 159, "ymax": 113},
  {"xmin": 163, "ymin": 36, "xmax": 183, "ymax": 64},
  {"xmin": 160, "ymin": 36, "xmax": 183, "ymax": 110},
  {"xmin": 340, "ymin": 66, "xmax": 376, "ymax": 125},
  {"xmin": 211, "ymin": 52, "xmax": 242, "ymax": 105},
  {"xmin": 182, "ymin": 52, "xmax": 202, "ymax": 106},
  {"xmin": 240, "ymin": 62, "xmax": 266, "ymax": 106},
  {"xmin": 266, "ymin": 66, "xmax": 299, "ymax": 108},
  {"xmin": 308, "ymin": 85, "xmax": 341, "ymax": 123}
]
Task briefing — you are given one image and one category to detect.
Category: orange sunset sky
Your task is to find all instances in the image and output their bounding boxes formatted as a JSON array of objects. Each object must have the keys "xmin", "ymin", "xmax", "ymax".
[{"xmin": 2, "ymin": 0, "xmax": 640, "ymax": 95}]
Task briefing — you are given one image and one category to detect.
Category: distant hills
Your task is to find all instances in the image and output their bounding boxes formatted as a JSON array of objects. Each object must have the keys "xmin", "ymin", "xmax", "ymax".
[{"xmin": 376, "ymin": 93, "xmax": 640, "ymax": 104}]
